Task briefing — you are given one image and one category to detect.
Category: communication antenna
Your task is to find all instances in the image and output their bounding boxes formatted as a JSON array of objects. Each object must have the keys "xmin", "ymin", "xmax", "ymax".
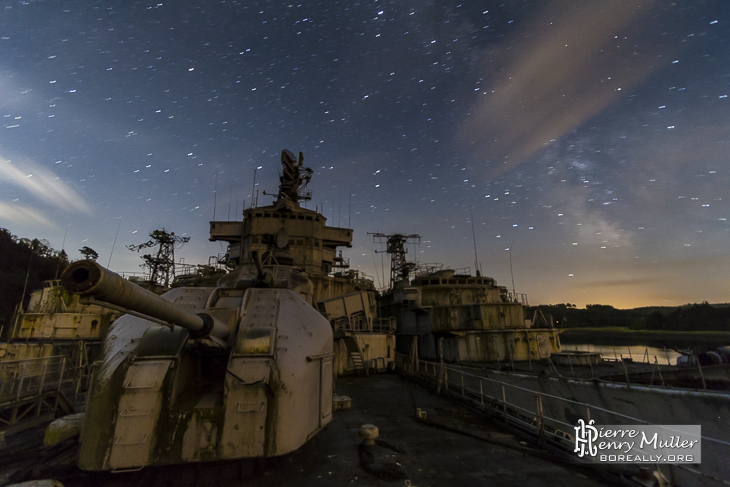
[
  {"xmin": 251, "ymin": 166, "xmax": 260, "ymax": 209},
  {"xmin": 371, "ymin": 251, "xmax": 382, "ymax": 290},
  {"xmin": 107, "ymin": 217, "xmax": 122, "ymax": 268},
  {"xmin": 213, "ymin": 170, "xmax": 218, "ymax": 220},
  {"xmin": 470, "ymin": 208, "xmax": 481, "ymax": 276},
  {"xmin": 509, "ymin": 237, "xmax": 516, "ymax": 296},
  {"xmin": 227, "ymin": 181, "xmax": 233, "ymax": 220}
]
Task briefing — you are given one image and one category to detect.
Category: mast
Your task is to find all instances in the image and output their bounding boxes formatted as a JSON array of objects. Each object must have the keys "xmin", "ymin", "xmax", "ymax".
[
  {"xmin": 127, "ymin": 229, "xmax": 190, "ymax": 287},
  {"xmin": 470, "ymin": 208, "xmax": 481, "ymax": 276},
  {"xmin": 370, "ymin": 233, "xmax": 420, "ymax": 288}
]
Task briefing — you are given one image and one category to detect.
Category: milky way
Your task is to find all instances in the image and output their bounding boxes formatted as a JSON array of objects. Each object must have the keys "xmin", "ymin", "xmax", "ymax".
[{"xmin": 1, "ymin": 0, "xmax": 728, "ymax": 308}]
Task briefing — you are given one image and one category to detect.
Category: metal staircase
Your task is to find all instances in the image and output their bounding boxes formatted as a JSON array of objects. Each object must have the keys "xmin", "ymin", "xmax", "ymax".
[
  {"xmin": 342, "ymin": 336, "xmax": 368, "ymax": 375},
  {"xmin": 348, "ymin": 351, "xmax": 367, "ymax": 374}
]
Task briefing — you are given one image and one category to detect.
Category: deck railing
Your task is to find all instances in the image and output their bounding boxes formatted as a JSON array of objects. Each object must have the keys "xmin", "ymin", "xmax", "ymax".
[
  {"xmin": 331, "ymin": 315, "xmax": 396, "ymax": 334},
  {"xmin": 505, "ymin": 292, "xmax": 529, "ymax": 305},
  {"xmin": 0, "ymin": 355, "xmax": 77, "ymax": 405},
  {"xmin": 395, "ymin": 353, "xmax": 730, "ymax": 487}
]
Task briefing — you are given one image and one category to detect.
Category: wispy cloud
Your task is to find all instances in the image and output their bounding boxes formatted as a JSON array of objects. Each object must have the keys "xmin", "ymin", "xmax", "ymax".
[
  {"xmin": 458, "ymin": 0, "xmax": 665, "ymax": 176},
  {"xmin": 0, "ymin": 155, "xmax": 93, "ymax": 215},
  {"xmin": 0, "ymin": 202, "xmax": 57, "ymax": 228}
]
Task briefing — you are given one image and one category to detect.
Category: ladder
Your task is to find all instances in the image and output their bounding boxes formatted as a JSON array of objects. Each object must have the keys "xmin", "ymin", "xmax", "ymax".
[{"xmin": 342, "ymin": 335, "xmax": 368, "ymax": 375}]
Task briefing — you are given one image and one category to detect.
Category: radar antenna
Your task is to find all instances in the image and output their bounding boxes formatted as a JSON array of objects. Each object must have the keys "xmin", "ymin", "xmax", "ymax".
[{"xmin": 274, "ymin": 150, "xmax": 313, "ymax": 210}]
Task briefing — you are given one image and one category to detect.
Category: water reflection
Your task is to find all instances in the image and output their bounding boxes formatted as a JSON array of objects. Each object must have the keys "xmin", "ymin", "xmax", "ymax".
[{"xmin": 563, "ymin": 344, "xmax": 681, "ymax": 365}]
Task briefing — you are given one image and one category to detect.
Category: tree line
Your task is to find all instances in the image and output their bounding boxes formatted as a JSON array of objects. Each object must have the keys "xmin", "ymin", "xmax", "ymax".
[
  {"xmin": 2, "ymin": 227, "xmax": 727, "ymax": 334},
  {"xmin": 0, "ymin": 228, "xmax": 99, "ymax": 330},
  {"xmin": 527, "ymin": 302, "xmax": 730, "ymax": 332}
]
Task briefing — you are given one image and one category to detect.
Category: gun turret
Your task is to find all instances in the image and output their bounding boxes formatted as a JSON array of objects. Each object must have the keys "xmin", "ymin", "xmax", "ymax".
[
  {"xmin": 61, "ymin": 260, "xmax": 229, "ymax": 340},
  {"xmin": 49, "ymin": 152, "xmax": 336, "ymax": 473}
]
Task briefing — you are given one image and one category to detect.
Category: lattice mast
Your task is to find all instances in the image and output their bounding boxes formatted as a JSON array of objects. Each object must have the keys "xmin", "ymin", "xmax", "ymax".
[
  {"xmin": 370, "ymin": 233, "xmax": 421, "ymax": 289},
  {"xmin": 127, "ymin": 229, "xmax": 190, "ymax": 287}
]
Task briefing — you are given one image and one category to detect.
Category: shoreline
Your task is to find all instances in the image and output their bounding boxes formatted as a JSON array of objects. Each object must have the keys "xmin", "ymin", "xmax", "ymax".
[{"xmin": 560, "ymin": 326, "xmax": 730, "ymax": 346}]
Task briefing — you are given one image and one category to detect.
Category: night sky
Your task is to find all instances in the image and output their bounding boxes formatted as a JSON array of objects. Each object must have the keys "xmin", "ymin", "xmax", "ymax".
[{"xmin": 1, "ymin": 1, "xmax": 728, "ymax": 308}]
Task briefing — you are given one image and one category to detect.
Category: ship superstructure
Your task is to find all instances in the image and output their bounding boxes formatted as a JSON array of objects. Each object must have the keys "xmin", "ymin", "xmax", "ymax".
[
  {"xmin": 0, "ymin": 279, "xmax": 121, "ymax": 437},
  {"xmin": 1, "ymin": 279, "xmax": 120, "ymax": 366},
  {"xmin": 375, "ymin": 233, "xmax": 560, "ymax": 363},
  {"xmin": 209, "ymin": 150, "xmax": 395, "ymax": 375}
]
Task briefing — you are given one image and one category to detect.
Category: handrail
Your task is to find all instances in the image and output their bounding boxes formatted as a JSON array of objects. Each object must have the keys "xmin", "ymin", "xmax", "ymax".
[
  {"xmin": 0, "ymin": 355, "xmax": 78, "ymax": 405},
  {"xmin": 396, "ymin": 353, "xmax": 730, "ymax": 487},
  {"xmin": 396, "ymin": 353, "xmax": 730, "ymax": 448}
]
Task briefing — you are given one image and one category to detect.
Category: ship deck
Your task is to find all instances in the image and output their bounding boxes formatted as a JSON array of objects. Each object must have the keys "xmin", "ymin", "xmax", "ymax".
[
  {"xmin": 247, "ymin": 373, "xmax": 609, "ymax": 487},
  {"xmin": 1, "ymin": 373, "xmax": 612, "ymax": 487}
]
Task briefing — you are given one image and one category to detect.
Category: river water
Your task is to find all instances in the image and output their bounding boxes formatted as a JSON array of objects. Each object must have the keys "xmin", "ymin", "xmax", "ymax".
[{"xmin": 561, "ymin": 344, "xmax": 682, "ymax": 365}]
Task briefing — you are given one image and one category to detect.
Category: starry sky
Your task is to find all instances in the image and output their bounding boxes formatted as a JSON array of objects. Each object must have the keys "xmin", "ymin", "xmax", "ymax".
[{"xmin": 1, "ymin": 0, "xmax": 728, "ymax": 309}]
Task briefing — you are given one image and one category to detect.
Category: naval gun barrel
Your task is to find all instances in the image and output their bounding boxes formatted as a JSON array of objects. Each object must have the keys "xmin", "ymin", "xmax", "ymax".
[{"xmin": 61, "ymin": 260, "xmax": 229, "ymax": 340}]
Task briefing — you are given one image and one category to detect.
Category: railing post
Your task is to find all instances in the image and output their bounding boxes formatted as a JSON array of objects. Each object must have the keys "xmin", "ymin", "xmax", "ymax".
[
  {"xmin": 654, "ymin": 357, "xmax": 665, "ymax": 387},
  {"xmin": 480, "ymin": 379, "xmax": 484, "ymax": 405},
  {"xmin": 16, "ymin": 362, "xmax": 26, "ymax": 401},
  {"xmin": 38, "ymin": 360, "xmax": 48, "ymax": 395},
  {"xmin": 697, "ymin": 359, "xmax": 707, "ymax": 390},
  {"xmin": 536, "ymin": 394, "xmax": 544, "ymax": 437},
  {"xmin": 58, "ymin": 357, "xmax": 67, "ymax": 392},
  {"xmin": 502, "ymin": 385, "xmax": 507, "ymax": 424},
  {"xmin": 34, "ymin": 360, "xmax": 51, "ymax": 417},
  {"xmin": 621, "ymin": 358, "xmax": 631, "ymax": 388}
]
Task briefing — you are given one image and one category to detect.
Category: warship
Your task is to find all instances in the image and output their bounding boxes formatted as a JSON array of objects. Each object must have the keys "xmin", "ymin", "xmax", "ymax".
[
  {"xmin": 0, "ymin": 150, "xmax": 607, "ymax": 487},
  {"xmin": 0, "ymin": 229, "xmax": 226, "ymax": 440},
  {"xmin": 370, "ymin": 229, "xmax": 730, "ymax": 388},
  {"xmin": 2, "ymin": 150, "xmax": 728, "ymax": 487},
  {"xmin": 209, "ymin": 150, "xmax": 395, "ymax": 376},
  {"xmin": 4, "ymin": 149, "xmax": 393, "ymax": 475},
  {"xmin": 1, "ymin": 279, "xmax": 120, "ymax": 366},
  {"xmin": 0, "ymin": 279, "xmax": 122, "ymax": 438},
  {"xmin": 373, "ymin": 232, "xmax": 560, "ymax": 364},
  {"xmin": 369, "ymin": 231, "xmax": 728, "ymax": 486}
]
